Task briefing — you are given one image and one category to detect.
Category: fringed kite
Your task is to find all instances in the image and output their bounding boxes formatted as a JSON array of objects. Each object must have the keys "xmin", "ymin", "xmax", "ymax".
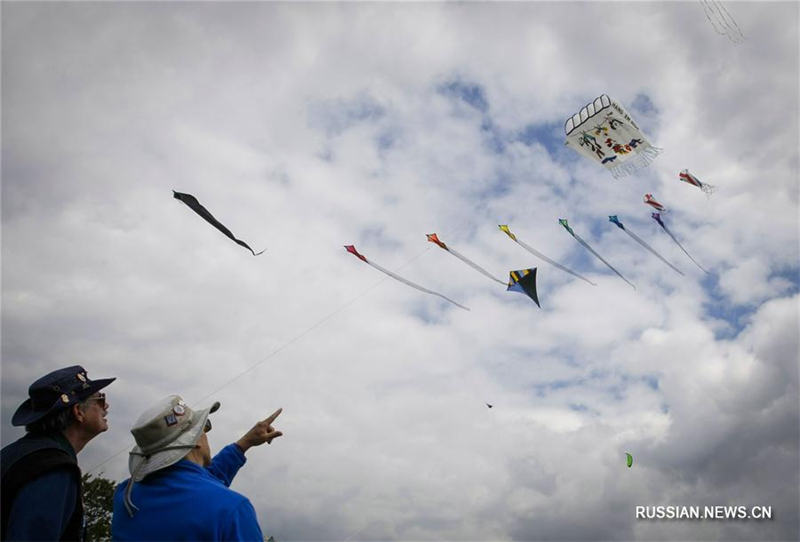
[
  {"xmin": 344, "ymin": 245, "xmax": 470, "ymax": 310},
  {"xmin": 626, "ymin": 452, "xmax": 634, "ymax": 468},
  {"xmin": 559, "ymin": 219, "xmax": 635, "ymax": 289},
  {"xmin": 507, "ymin": 268, "xmax": 540, "ymax": 307},
  {"xmin": 644, "ymin": 194, "xmax": 667, "ymax": 212},
  {"xmin": 498, "ymin": 225, "xmax": 596, "ymax": 286},
  {"xmin": 564, "ymin": 94, "xmax": 662, "ymax": 179},
  {"xmin": 173, "ymin": 191, "xmax": 265, "ymax": 256},
  {"xmin": 426, "ymin": 233, "xmax": 505, "ymax": 285},
  {"xmin": 651, "ymin": 213, "xmax": 709, "ymax": 274},
  {"xmin": 679, "ymin": 169, "xmax": 715, "ymax": 196},
  {"xmin": 700, "ymin": 0, "xmax": 745, "ymax": 44},
  {"xmin": 609, "ymin": 216, "xmax": 684, "ymax": 276}
]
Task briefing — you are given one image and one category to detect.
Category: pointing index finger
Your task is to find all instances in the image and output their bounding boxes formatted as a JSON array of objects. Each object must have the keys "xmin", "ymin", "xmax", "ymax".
[{"xmin": 263, "ymin": 407, "xmax": 282, "ymax": 425}]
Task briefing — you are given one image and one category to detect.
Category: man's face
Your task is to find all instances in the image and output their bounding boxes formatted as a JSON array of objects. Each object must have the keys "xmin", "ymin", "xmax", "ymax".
[
  {"xmin": 82, "ymin": 392, "xmax": 109, "ymax": 434},
  {"xmin": 196, "ymin": 431, "xmax": 212, "ymax": 467}
]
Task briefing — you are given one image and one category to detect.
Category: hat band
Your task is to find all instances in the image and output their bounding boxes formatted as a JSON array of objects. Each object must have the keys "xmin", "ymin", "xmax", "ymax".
[{"xmin": 131, "ymin": 443, "xmax": 196, "ymax": 460}]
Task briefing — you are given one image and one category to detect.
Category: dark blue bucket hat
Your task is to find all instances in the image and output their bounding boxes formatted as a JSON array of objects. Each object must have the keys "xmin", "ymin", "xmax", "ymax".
[{"xmin": 11, "ymin": 365, "xmax": 116, "ymax": 426}]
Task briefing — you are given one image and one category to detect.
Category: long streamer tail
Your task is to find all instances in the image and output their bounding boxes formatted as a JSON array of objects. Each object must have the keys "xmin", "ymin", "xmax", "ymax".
[
  {"xmin": 699, "ymin": 183, "xmax": 716, "ymax": 196},
  {"xmin": 367, "ymin": 261, "xmax": 470, "ymax": 310},
  {"xmin": 623, "ymin": 229, "xmax": 684, "ymax": 276},
  {"xmin": 573, "ymin": 234, "xmax": 635, "ymax": 289},
  {"xmin": 445, "ymin": 247, "xmax": 506, "ymax": 285},
  {"xmin": 661, "ymin": 225, "xmax": 709, "ymax": 274},
  {"xmin": 514, "ymin": 238, "xmax": 596, "ymax": 286}
]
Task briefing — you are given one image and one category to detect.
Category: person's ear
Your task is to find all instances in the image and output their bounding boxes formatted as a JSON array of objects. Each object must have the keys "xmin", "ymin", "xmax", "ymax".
[{"xmin": 72, "ymin": 403, "xmax": 86, "ymax": 423}]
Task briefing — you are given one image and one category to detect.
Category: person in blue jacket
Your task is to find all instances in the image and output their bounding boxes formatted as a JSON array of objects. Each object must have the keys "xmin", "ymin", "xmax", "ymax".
[
  {"xmin": 112, "ymin": 395, "xmax": 283, "ymax": 541},
  {"xmin": 1, "ymin": 365, "xmax": 116, "ymax": 542}
]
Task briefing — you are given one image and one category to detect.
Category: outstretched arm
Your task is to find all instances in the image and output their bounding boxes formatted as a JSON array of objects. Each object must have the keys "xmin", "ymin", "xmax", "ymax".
[
  {"xmin": 235, "ymin": 408, "xmax": 283, "ymax": 453},
  {"xmin": 206, "ymin": 408, "xmax": 284, "ymax": 486}
]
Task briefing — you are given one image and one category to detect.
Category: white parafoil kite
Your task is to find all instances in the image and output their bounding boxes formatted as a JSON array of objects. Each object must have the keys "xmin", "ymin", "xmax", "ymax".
[{"xmin": 565, "ymin": 94, "xmax": 662, "ymax": 179}]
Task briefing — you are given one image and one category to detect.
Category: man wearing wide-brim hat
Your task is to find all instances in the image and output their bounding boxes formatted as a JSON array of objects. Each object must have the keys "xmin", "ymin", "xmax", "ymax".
[
  {"xmin": 111, "ymin": 395, "xmax": 283, "ymax": 541},
  {"xmin": 1, "ymin": 365, "xmax": 115, "ymax": 541}
]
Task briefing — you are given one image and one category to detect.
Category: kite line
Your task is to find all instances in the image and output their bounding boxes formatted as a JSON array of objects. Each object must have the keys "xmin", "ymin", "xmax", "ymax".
[{"xmin": 87, "ymin": 242, "xmax": 452, "ymax": 475}]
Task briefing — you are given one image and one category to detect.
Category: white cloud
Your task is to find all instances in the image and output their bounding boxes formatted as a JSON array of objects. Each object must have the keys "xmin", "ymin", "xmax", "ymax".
[{"xmin": 2, "ymin": 2, "xmax": 797, "ymax": 541}]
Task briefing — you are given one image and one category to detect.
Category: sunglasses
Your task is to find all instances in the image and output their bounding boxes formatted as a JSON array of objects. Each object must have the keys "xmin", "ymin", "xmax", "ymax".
[
  {"xmin": 203, "ymin": 418, "xmax": 212, "ymax": 433},
  {"xmin": 86, "ymin": 392, "xmax": 106, "ymax": 409}
]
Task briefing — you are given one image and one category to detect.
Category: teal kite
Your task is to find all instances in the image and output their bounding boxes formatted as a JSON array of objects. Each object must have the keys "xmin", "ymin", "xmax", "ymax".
[{"xmin": 559, "ymin": 219, "xmax": 635, "ymax": 289}]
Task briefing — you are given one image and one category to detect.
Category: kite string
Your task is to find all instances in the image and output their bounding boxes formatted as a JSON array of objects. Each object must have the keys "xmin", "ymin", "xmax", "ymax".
[
  {"xmin": 88, "ymin": 219, "xmax": 486, "ymax": 476},
  {"xmin": 714, "ymin": 0, "xmax": 745, "ymax": 41},
  {"xmin": 85, "ymin": 273, "xmax": 399, "ymax": 475},
  {"xmin": 700, "ymin": 0, "xmax": 745, "ymax": 43},
  {"xmin": 201, "ymin": 232, "xmax": 474, "ymax": 402},
  {"xmin": 84, "ymin": 281, "xmax": 384, "ymax": 475},
  {"xmin": 701, "ymin": 0, "xmax": 727, "ymax": 35},
  {"xmin": 340, "ymin": 230, "xmax": 486, "ymax": 542},
  {"xmin": 86, "ymin": 244, "xmax": 446, "ymax": 475}
]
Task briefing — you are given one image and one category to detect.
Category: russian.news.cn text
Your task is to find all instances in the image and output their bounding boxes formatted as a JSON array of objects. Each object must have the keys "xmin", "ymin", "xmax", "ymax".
[{"xmin": 635, "ymin": 505, "xmax": 772, "ymax": 520}]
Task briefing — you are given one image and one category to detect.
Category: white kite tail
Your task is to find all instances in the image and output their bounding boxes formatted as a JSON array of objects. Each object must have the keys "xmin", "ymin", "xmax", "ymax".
[
  {"xmin": 660, "ymin": 224, "xmax": 710, "ymax": 274},
  {"xmin": 700, "ymin": 182, "xmax": 716, "ymax": 196},
  {"xmin": 572, "ymin": 233, "xmax": 636, "ymax": 289},
  {"xmin": 445, "ymin": 247, "xmax": 506, "ymax": 285},
  {"xmin": 367, "ymin": 260, "xmax": 470, "ymax": 311},
  {"xmin": 609, "ymin": 144, "xmax": 663, "ymax": 179},
  {"xmin": 514, "ymin": 238, "xmax": 596, "ymax": 286},
  {"xmin": 622, "ymin": 228, "xmax": 684, "ymax": 276}
]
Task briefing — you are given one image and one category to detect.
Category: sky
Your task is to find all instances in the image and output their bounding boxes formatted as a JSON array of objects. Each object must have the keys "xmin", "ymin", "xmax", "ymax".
[{"xmin": 2, "ymin": 2, "xmax": 798, "ymax": 541}]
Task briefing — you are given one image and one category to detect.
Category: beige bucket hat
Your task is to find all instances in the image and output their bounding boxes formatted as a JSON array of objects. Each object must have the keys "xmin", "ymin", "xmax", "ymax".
[{"xmin": 123, "ymin": 395, "xmax": 220, "ymax": 516}]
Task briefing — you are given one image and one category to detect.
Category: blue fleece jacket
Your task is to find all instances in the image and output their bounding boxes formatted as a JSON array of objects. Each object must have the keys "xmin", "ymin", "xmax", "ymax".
[{"xmin": 111, "ymin": 444, "xmax": 263, "ymax": 541}]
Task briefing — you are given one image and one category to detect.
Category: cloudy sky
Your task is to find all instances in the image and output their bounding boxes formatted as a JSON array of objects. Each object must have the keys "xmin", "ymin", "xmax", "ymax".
[{"xmin": 2, "ymin": 2, "xmax": 798, "ymax": 541}]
